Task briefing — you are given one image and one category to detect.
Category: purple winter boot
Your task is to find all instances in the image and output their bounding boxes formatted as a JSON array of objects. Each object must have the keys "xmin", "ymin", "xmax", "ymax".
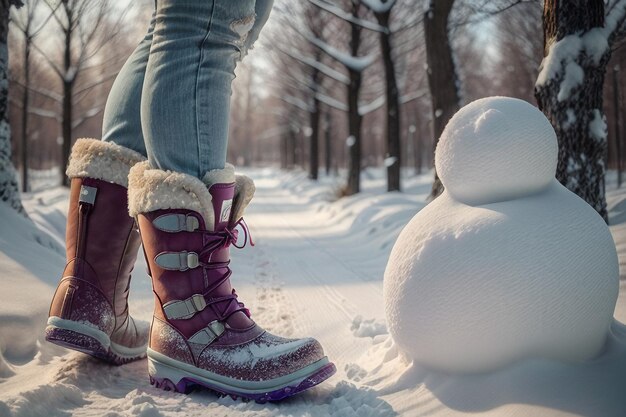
[
  {"xmin": 128, "ymin": 162, "xmax": 336, "ymax": 402},
  {"xmin": 46, "ymin": 138, "xmax": 149, "ymax": 365}
]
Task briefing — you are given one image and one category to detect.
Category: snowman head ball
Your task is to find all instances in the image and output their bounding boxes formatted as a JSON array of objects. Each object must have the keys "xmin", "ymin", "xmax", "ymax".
[
  {"xmin": 435, "ymin": 96, "xmax": 558, "ymax": 205},
  {"xmin": 384, "ymin": 96, "xmax": 619, "ymax": 374}
]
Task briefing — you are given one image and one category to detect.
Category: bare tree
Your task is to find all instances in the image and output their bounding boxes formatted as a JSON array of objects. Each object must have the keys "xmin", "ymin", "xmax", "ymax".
[
  {"xmin": 307, "ymin": 0, "xmax": 379, "ymax": 195},
  {"xmin": 1, "ymin": 0, "xmax": 26, "ymax": 214},
  {"xmin": 611, "ymin": 64, "xmax": 622, "ymax": 186},
  {"xmin": 424, "ymin": 0, "xmax": 460, "ymax": 199},
  {"xmin": 492, "ymin": 1, "xmax": 543, "ymax": 102},
  {"xmin": 36, "ymin": 0, "xmax": 128, "ymax": 186},
  {"xmin": 267, "ymin": 2, "xmax": 325, "ymax": 176},
  {"xmin": 302, "ymin": 4, "xmax": 325, "ymax": 180},
  {"xmin": 10, "ymin": 0, "xmax": 51, "ymax": 192},
  {"xmin": 362, "ymin": 0, "xmax": 401, "ymax": 191},
  {"xmin": 535, "ymin": 0, "xmax": 626, "ymax": 222},
  {"xmin": 271, "ymin": 0, "xmax": 382, "ymax": 192}
]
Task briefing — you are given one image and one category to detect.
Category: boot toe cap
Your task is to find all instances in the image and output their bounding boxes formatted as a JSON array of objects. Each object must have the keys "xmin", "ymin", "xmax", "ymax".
[{"xmin": 197, "ymin": 331, "xmax": 327, "ymax": 382}]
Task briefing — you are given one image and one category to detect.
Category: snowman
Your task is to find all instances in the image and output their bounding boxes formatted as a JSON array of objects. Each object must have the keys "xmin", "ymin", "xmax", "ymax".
[{"xmin": 384, "ymin": 96, "xmax": 619, "ymax": 374}]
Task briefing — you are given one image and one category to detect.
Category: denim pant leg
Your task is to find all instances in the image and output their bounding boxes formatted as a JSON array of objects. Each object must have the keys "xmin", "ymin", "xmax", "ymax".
[
  {"xmin": 245, "ymin": 0, "xmax": 273, "ymax": 54},
  {"xmin": 141, "ymin": 0, "xmax": 257, "ymax": 179},
  {"xmin": 101, "ymin": 10, "xmax": 156, "ymax": 156}
]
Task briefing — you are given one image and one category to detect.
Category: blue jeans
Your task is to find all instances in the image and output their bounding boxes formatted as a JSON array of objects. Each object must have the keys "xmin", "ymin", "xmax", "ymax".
[{"xmin": 102, "ymin": 0, "xmax": 273, "ymax": 179}]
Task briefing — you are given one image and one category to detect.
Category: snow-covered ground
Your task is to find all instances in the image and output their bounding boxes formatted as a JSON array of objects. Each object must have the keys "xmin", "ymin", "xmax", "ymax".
[{"xmin": 1, "ymin": 167, "xmax": 625, "ymax": 417}]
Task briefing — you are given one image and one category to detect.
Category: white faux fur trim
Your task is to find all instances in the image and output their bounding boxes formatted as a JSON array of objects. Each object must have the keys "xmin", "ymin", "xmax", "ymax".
[
  {"xmin": 201, "ymin": 163, "xmax": 235, "ymax": 185},
  {"xmin": 233, "ymin": 174, "xmax": 255, "ymax": 222},
  {"xmin": 128, "ymin": 162, "xmax": 255, "ymax": 227},
  {"xmin": 128, "ymin": 161, "xmax": 216, "ymax": 225},
  {"xmin": 65, "ymin": 138, "xmax": 146, "ymax": 187}
]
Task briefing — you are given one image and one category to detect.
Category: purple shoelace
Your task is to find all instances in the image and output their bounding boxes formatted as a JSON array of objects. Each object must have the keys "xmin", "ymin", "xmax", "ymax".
[{"xmin": 194, "ymin": 218, "xmax": 254, "ymax": 320}]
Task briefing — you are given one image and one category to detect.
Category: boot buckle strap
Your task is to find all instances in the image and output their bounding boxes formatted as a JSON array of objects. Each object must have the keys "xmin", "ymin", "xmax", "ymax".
[
  {"xmin": 155, "ymin": 251, "xmax": 199, "ymax": 271},
  {"xmin": 188, "ymin": 320, "xmax": 226, "ymax": 345},
  {"xmin": 162, "ymin": 294, "xmax": 207, "ymax": 320},
  {"xmin": 153, "ymin": 213, "xmax": 200, "ymax": 232}
]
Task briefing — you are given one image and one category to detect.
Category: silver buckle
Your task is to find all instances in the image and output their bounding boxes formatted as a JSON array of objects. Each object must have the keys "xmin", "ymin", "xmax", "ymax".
[
  {"xmin": 188, "ymin": 321, "xmax": 226, "ymax": 345},
  {"xmin": 163, "ymin": 293, "xmax": 207, "ymax": 320},
  {"xmin": 186, "ymin": 252, "xmax": 199, "ymax": 269},
  {"xmin": 186, "ymin": 215, "xmax": 200, "ymax": 232},
  {"xmin": 208, "ymin": 320, "xmax": 225, "ymax": 337},
  {"xmin": 190, "ymin": 294, "xmax": 206, "ymax": 312},
  {"xmin": 155, "ymin": 251, "xmax": 200, "ymax": 271},
  {"xmin": 153, "ymin": 214, "xmax": 200, "ymax": 232}
]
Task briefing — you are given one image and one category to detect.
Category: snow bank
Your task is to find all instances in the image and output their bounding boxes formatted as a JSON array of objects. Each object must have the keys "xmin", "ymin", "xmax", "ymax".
[
  {"xmin": 386, "ymin": 97, "xmax": 619, "ymax": 373},
  {"xmin": 0, "ymin": 195, "xmax": 65, "ymax": 377},
  {"xmin": 351, "ymin": 316, "xmax": 387, "ymax": 338},
  {"xmin": 2, "ymin": 165, "xmax": 626, "ymax": 416}
]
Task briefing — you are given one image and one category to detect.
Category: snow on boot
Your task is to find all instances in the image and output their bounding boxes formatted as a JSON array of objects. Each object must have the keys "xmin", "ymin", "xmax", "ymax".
[
  {"xmin": 46, "ymin": 138, "xmax": 149, "ymax": 365},
  {"xmin": 128, "ymin": 162, "xmax": 336, "ymax": 402}
]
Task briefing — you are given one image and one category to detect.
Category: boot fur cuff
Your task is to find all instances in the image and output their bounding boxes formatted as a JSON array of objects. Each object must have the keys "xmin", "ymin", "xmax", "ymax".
[
  {"xmin": 128, "ymin": 162, "xmax": 247, "ymax": 226},
  {"xmin": 65, "ymin": 138, "xmax": 146, "ymax": 187},
  {"xmin": 233, "ymin": 174, "xmax": 255, "ymax": 222}
]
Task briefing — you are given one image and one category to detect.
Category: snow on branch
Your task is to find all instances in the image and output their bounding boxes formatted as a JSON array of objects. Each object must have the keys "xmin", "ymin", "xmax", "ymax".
[
  {"xmin": 308, "ymin": 0, "xmax": 387, "ymax": 33},
  {"xmin": 359, "ymin": 95, "xmax": 385, "ymax": 115},
  {"xmin": 311, "ymin": 92, "xmax": 385, "ymax": 115},
  {"xmin": 281, "ymin": 94, "xmax": 315, "ymax": 113},
  {"xmin": 306, "ymin": 34, "xmax": 376, "ymax": 72},
  {"xmin": 400, "ymin": 89, "xmax": 428, "ymax": 104},
  {"xmin": 315, "ymin": 92, "xmax": 348, "ymax": 112},
  {"xmin": 361, "ymin": 0, "xmax": 397, "ymax": 14},
  {"xmin": 29, "ymin": 107, "xmax": 60, "ymax": 120},
  {"xmin": 278, "ymin": 46, "xmax": 350, "ymax": 85},
  {"xmin": 72, "ymin": 106, "xmax": 104, "ymax": 130}
]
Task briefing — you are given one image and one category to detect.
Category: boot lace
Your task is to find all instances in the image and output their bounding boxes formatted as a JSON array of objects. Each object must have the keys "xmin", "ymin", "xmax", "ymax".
[{"xmin": 196, "ymin": 218, "xmax": 254, "ymax": 321}]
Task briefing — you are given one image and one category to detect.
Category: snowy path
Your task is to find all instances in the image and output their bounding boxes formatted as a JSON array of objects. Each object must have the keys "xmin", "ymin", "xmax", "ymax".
[
  {"xmin": 2, "ymin": 168, "xmax": 626, "ymax": 417},
  {"xmin": 242, "ymin": 174, "xmax": 385, "ymax": 363},
  {"xmin": 1, "ymin": 169, "xmax": 411, "ymax": 417}
]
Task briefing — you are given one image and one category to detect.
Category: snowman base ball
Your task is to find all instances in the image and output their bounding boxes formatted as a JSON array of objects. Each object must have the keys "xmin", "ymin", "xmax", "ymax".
[{"xmin": 383, "ymin": 97, "xmax": 619, "ymax": 374}]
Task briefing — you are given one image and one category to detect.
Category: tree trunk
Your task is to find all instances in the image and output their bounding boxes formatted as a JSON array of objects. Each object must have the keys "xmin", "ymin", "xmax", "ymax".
[
  {"xmin": 288, "ymin": 125, "xmax": 297, "ymax": 168},
  {"xmin": 0, "ymin": 0, "xmax": 26, "ymax": 214},
  {"xmin": 309, "ymin": 62, "xmax": 321, "ymax": 180},
  {"xmin": 20, "ymin": 36, "xmax": 30, "ymax": 192},
  {"xmin": 280, "ymin": 133, "xmax": 287, "ymax": 169},
  {"xmin": 535, "ymin": 0, "xmax": 609, "ymax": 222},
  {"xmin": 424, "ymin": 0, "xmax": 460, "ymax": 199},
  {"xmin": 309, "ymin": 101, "xmax": 320, "ymax": 180},
  {"xmin": 346, "ymin": 4, "xmax": 363, "ymax": 196},
  {"xmin": 61, "ymin": 25, "xmax": 72, "ymax": 187},
  {"xmin": 614, "ymin": 66, "xmax": 622, "ymax": 188},
  {"xmin": 61, "ymin": 80, "xmax": 72, "ymax": 186},
  {"xmin": 377, "ymin": 10, "xmax": 401, "ymax": 192},
  {"xmin": 324, "ymin": 109, "xmax": 332, "ymax": 176}
]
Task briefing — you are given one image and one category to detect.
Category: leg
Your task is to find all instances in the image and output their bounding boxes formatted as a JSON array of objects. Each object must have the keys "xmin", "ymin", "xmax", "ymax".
[
  {"xmin": 244, "ymin": 0, "xmax": 274, "ymax": 55},
  {"xmin": 46, "ymin": 8, "xmax": 157, "ymax": 364},
  {"xmin": 47, "ymin": 139, "xmax": 148, "ymax": 365},
  {"xmin": 128, "ymin": 160, "xmax": 336, "ymax": 401},
  {"xmin": 126, "ymin": 1, "xmax": 335, "ymax": 399},
  {"xmin": 101, "ymin": 7, "xmax": 157, "ymax": 156},
  {"xmin": 141, "ymin": 0, "xmax": 257, "ymax": 178}
]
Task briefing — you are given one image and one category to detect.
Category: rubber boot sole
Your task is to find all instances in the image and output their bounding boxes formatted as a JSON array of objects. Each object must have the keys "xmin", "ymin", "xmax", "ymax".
[
  {"xmin": 45, "ymin": 316, "xmax": 147, "ymax": 365},
  {"xmin": 147, "ymin": 348, "xmax": 336, "ymax": 402}
]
